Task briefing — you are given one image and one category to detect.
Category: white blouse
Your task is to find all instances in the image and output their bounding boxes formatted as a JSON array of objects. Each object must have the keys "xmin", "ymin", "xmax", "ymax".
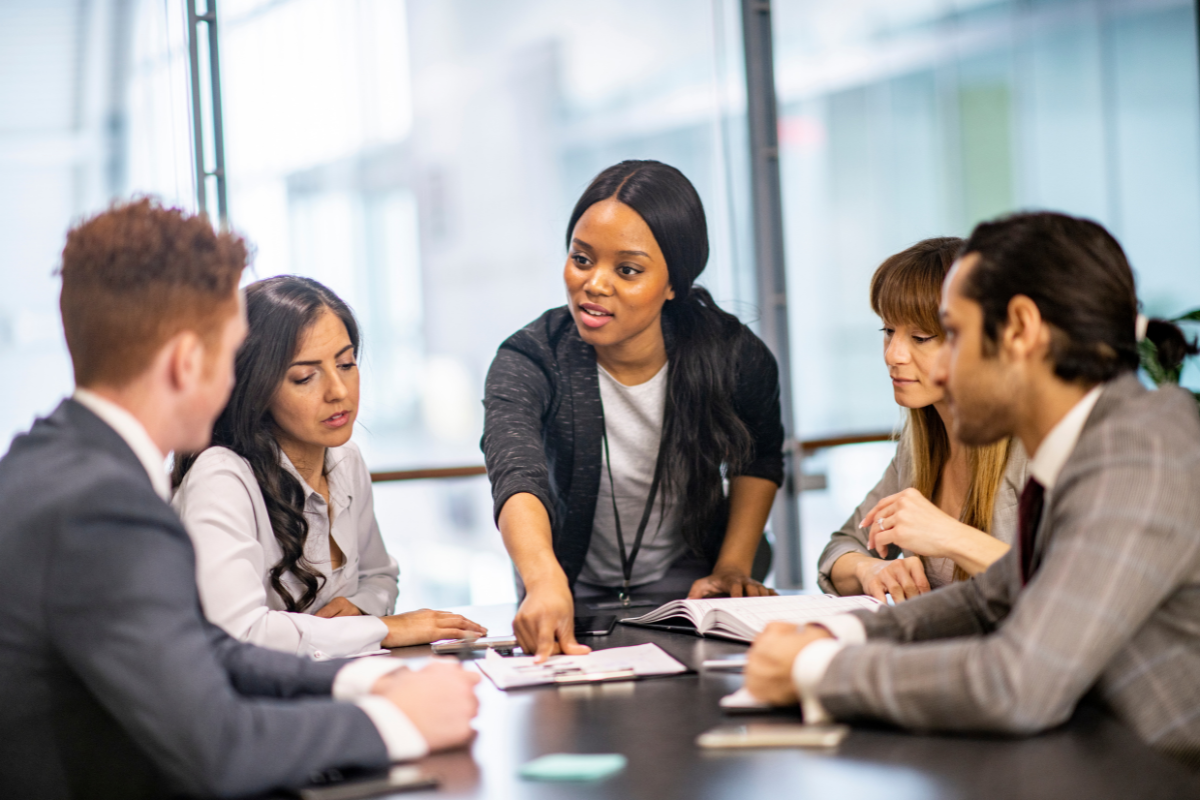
[{"xmin": 172, "ymin": 442, "xmax": 397, "ymax": 659}]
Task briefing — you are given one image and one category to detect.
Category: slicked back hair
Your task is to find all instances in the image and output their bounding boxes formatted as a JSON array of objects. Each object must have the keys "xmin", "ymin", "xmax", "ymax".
[{"xmin": 961, "ymin": 212, "xmax": 1142, "ymax": 382}]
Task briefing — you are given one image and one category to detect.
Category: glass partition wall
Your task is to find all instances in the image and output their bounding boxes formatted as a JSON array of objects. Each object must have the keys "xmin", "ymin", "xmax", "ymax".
[
  {"xmin": 3, "ymin": 0, "xmax": 1198, "ymax": 599},
  {"xmin": 1, "ymin": 0, "xmax": 758, "ymax": 606},
  {"xmin": 212, "ymin": 0, "xmax": 759, "ymax": 605}
]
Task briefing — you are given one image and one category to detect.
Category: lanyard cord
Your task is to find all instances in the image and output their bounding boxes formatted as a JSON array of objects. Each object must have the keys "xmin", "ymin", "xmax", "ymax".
[{"xmin": 602, "ymin": 425, "xmax": 666, "ymax": 602}]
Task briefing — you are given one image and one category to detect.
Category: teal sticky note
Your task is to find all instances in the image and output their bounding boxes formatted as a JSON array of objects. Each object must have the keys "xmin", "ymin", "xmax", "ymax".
[{"xmin": 519, "ymin": 753, "xmax": 627, "ymax": 782}]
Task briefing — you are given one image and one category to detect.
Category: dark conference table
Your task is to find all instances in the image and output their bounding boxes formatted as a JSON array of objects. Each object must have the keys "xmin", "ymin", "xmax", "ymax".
[{"xmin": 306, "ymin": 603, "xmax": 1200, "ymax": 800}]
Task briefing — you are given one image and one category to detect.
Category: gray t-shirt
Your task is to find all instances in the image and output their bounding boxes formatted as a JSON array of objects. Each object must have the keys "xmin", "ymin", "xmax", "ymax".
[{"xmin": 579, "ymin": 363, "xmax": 686, "ymax": 587}]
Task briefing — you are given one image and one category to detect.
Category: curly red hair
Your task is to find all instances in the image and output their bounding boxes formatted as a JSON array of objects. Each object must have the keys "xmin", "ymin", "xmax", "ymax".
[{"xmin": 59, "ymin": 199, "xmax": 247, "ymax": 387}]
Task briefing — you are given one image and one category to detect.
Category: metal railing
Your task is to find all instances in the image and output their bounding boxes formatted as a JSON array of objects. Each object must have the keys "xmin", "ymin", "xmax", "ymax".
[{"xmin": 368, "ymin": 431, "xmax": 896, "ymax": 484}]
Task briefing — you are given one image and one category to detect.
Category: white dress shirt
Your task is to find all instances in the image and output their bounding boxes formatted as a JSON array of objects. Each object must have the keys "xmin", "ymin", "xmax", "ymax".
[
  {"xmin": 73, "ymin": 388, "xmax": 171, "ymax": 500},
  {"xmin": 1026, "ymin": 386, "xmax": 1103, "ymax": 491},
  {"xmin": 70, "ymin": 390, "xmax": 425, "ymax": 761},
  {"xmin": 172, "ymin": 442, "xmax": 398, "ymax": 659},
  {"xmin": 789, "ymin": 385, "xmax": 1105, "ymax": 722}
]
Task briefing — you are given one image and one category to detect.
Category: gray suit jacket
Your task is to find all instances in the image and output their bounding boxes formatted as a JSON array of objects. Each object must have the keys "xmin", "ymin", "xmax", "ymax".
[
  {"xmin": 0, "ymin": 400, "xmax": 390, "ymax": 799},
  {"xmin": 818, "ymin": 374, "xmax": 1200, "ymax": 768}
]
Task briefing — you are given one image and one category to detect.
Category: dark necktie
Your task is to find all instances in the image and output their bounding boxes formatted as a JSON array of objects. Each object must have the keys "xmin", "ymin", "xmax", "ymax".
[{"xmin": 1017, "ymin": 477, "xmax": 1046, "ymax": 585}]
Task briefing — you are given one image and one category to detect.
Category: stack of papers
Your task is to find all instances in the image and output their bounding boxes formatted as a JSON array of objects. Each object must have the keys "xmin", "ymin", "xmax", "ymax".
[{"xmin": 475, "ymin": 643, "xmax": 687, "ymax": 690}]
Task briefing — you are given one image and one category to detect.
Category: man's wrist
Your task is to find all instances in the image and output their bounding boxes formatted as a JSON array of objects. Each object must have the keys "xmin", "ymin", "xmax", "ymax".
[
  {"xmin": 791, "ymin": 638, "xmax": 846, "ymax": 724},
  {"xmin": 354, "ymin": 696, "xmax": 429, "ymax": 762},
  {"xmin": 333, "ymin": 656, "xmax": 408, "ymax": 700},
  {"xmin": 811, "ymin": 614, "xmax": 868, "ymax": 645}
]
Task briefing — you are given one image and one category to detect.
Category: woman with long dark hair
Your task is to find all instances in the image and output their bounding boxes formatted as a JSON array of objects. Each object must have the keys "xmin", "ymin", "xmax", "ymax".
[
  {"xmin": 483, "ymin": 160, "xmax": 785, "ymax": 659},
  {"xmin": 816, "ymin": 238, "xmax": 1029, "ymax": 603},
  {"xmin": 173, "ymin": 276, "xmax": 485, "ymax": 657}
]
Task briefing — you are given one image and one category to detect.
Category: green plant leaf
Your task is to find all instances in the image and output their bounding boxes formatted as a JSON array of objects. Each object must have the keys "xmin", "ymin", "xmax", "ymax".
[
  {"xmin": 1139, "ymin": 338, "xmax": 1173, "ymax": 386},
  {"xmin": 1173, "ymin": 308, "xmax": 1200, "ymax": 323}
]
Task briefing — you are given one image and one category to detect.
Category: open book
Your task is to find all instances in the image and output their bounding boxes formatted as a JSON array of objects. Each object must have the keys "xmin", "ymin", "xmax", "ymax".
[{"xmin": 620, "ymin": 594, "xmax": 882, "ymax": 643}]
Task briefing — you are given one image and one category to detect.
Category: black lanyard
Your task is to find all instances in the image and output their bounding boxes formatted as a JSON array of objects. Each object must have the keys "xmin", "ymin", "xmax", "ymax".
[{"xmin": 602, "ymin": 426, "xmax": 666, "ymax": 605}]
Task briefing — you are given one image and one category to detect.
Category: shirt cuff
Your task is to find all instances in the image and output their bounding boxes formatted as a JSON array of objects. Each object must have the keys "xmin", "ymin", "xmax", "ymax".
[
  {"xmin": 812, "ymin": 613, "xmax": 867, "ymax": 644},
  {"xmin": 333, "ymin": 656, "xmax": 408, "ymax": 700},
  {"xmin": 792, "ymin": 638, "xmax": 846, "ymax": 724},
  {"xmin": 353, "ymin": 695, "xmax": 429, "ymax": 762},
  {"xmin": 303, "ymin": 615, "xmax": 390, "ymax": 661}
]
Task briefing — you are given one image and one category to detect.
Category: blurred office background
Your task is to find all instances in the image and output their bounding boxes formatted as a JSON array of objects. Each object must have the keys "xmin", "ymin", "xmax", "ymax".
[{"xmin": 2, "ymin": 0, "xmax": 1198, "ymax": 605}]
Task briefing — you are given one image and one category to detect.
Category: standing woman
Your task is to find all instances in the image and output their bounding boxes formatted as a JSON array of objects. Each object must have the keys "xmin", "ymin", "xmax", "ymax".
[
  {"xmin": 483, "ymin": 160, "xmax": 785, "ymax": 660},
  {"xmin": 173, "ymin": 277, "xmax": 485, "ymax": 658},
  {"xmin": 817, "ymin": 238, "xmax": 1029, "ymax": 602}
]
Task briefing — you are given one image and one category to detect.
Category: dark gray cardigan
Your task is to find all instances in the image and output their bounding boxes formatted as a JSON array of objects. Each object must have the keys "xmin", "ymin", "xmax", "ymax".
[{"xmin": 481, "ymin": 306, "xmax": 785, "ymax": 587}]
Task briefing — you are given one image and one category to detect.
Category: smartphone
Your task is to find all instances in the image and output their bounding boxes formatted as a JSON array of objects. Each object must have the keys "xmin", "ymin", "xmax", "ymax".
[
  {"xmin": 696, "ymin": 723, "xmax": 849, "ymax": 749},
  {"xmin": 297, "ymin": 766, "xmax": 438, "ymax": 800},
  {"xmin": 574, "ymin": 615, "xmax": 617, "ymax": 636}
]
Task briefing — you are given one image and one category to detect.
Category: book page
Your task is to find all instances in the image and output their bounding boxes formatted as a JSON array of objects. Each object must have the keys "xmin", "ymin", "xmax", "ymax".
[
  {"xmin": 621, "ymin": 597, "xmax": 734, "ymax": 626},
  {"xmin": 700, "ymin": 595, "xmax": 881, "ymax": 642}
]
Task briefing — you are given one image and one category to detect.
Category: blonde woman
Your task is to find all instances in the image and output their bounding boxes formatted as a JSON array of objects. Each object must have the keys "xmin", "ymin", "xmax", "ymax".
[{"xmin": 817, "ymin": 237, "xmax": 1029, "ymax": 602}]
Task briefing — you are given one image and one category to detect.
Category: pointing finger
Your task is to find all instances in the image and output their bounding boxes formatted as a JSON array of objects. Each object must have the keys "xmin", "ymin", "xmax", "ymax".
[{"xmin": 557, "ymin": 621, "xmax": 591, "ymax": 656}]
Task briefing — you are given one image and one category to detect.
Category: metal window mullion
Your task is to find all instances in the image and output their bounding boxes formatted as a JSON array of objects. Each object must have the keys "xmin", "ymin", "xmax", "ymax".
[
  {"xmin": 186, "ymin": 0, "xmax": 228, "ymax": 229},
  {"xmin": 741, "ymin": 0, "xmax": 802, "ymax": 588}
]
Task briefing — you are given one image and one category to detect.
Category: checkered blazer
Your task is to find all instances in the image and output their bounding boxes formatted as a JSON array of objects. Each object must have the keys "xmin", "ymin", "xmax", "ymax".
[{"xmin": 819, "ymin": 373, "xmax": 1200, "ymax": 768}]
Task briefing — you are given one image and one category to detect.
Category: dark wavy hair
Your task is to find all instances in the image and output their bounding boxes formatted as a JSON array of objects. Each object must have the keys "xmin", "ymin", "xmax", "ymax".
[
  {"xmin": 961, "ymin": 212, "xmax": 1197, "ymax": 381},
  {"xmin": 174, "ymin": 276, "xmax": 361, "ymax": 612},
  {"xmin": 567, "ymin": 160, "xmax": 754, "ymax": 550}
]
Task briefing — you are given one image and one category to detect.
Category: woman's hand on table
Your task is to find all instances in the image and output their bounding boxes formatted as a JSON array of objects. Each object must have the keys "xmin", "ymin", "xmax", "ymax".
[
  {"xmin": 854, "ymin": 555, "xmax": 930, "ymax": 603},
  {"xmin": 381, "ymin": 609, "xmax": 488, "ymax": 648},
  {"xmin": 513, "ymin": 578, "xmax": 591, "ymax": 663},
  {"xmin": 687, "ymin": 565, "xmax": 777, "ymax": 599},
  {"xmin": 313, "ymin": 596, "xmax": 364, "ymax": 618}
]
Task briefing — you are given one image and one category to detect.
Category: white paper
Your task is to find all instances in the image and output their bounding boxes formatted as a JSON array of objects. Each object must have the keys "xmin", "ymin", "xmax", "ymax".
[
  {"xmin": 475, "ymin": 643, "xmax": 687, "ymax": 690},
  {"xmin": 708, "ymin": 595, "xmax": 881, "ymax": 635}
]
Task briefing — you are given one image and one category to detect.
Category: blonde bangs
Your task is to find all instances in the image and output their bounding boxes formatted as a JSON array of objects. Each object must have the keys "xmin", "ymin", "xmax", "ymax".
[
  {"xmin": 869, "ymin": 237, "xmax": 963, "ymax": 337},
  {"xmin": 871, "ymin": 255, "xmax": 946, "ymax": 336}
]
